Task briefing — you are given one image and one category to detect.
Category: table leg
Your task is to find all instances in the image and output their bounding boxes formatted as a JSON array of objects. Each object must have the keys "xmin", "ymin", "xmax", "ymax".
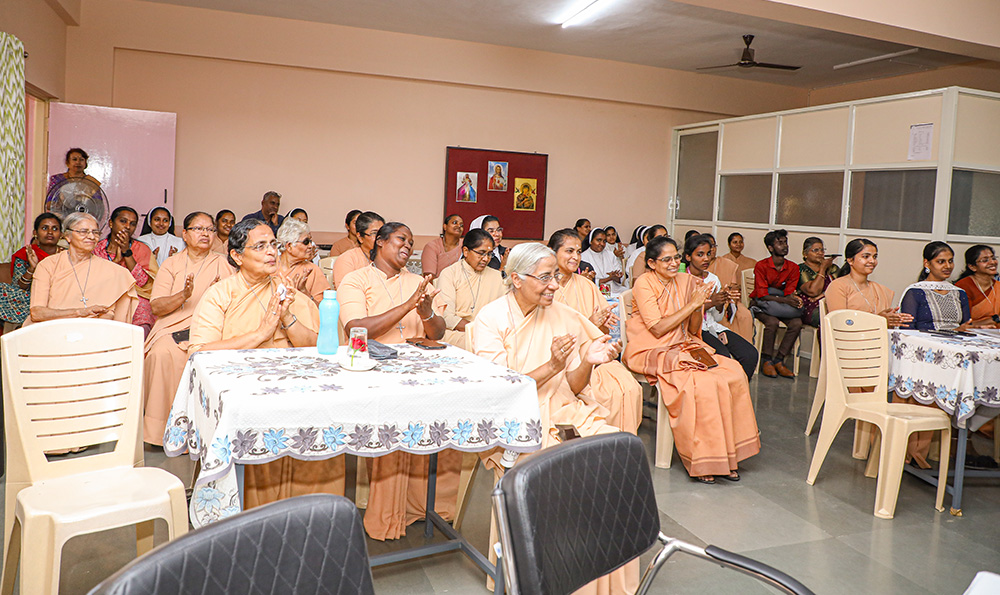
[
  {"xmin": 425, "ymin": 453, "xmax": 438, "ymax": 539},
  {"xmin": 236, "ymin": 463, "xmax": 245, "ymax": 508},
  {"xmin": 951, "ymin": 426, "xmax": 967, "ymax": 516}
]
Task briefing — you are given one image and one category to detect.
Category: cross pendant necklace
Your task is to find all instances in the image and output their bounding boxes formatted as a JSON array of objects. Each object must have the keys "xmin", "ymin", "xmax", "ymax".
[{"xmin": 69, "ymin": 253, "xmax": 93, "ymax": 306}]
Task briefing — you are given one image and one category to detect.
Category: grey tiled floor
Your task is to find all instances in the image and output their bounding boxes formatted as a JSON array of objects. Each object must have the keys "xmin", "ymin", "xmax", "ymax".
[{"xmin": 6, "ymin": 351, "xmax": 1000, "ymax": 594}]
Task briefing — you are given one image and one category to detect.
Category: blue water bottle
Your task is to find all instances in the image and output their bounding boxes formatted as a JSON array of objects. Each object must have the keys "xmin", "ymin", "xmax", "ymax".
[{"xmin": 318, "ymin": 289, "xmax": 340, "ymax": 355}]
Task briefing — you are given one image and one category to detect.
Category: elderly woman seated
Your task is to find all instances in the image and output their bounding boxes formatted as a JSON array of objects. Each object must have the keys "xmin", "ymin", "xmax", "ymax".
[
  {"xmin": 276, "ymin": 217, "xmax": 329, "ymax": 305},
  {"xmin": 142, "ymin": 211, "xmax": 233, "ymax": 445},
  {"xmin": 29, "ymin": 212, "xmax": 138, "ymax": 325},
  {"xmin": 470, "ymin": 242, "xmax": 635, "ymax": 595},
  {"xmin": 624, "ymin": 236, "xmax": 760, "ymax": 485},
  {"xmin": 337, "ymin": 222, "xmax": 456, "ymax": 541},
  {"xmin": 188, "ymin": 219, "xmax": 340, "ymax": 507}
]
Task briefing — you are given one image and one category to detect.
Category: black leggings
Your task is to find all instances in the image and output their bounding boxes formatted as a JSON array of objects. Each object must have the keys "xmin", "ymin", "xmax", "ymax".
[{"xmin": 702, "ymin": 330, "xmax": 758, "ymax": 380}]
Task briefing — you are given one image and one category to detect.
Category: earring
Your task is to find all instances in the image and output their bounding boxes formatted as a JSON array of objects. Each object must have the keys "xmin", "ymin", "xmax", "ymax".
[{"xmin": 924, "ymin": 267, "xmax": 929, "ymax": 274}]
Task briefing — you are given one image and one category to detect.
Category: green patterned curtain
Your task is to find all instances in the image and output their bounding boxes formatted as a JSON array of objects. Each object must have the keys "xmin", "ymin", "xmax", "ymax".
[{"xmin": 0, "ymin": 33, "xmax": 26, "ymax": 258}]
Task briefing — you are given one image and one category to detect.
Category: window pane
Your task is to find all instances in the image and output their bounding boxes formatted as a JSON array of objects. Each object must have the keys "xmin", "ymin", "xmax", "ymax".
[
  {"xmin": 719, "ymin": 174, "xmax": 772, "ymax": 224},
  {"xmin": 675, "ymin": 132, "xmax": 718, "ymax": 220},
  {"xmin": 848, "ymin": 170, "xmax": 935, "ymax": 233},
  {"xmin": 776, "ymin": 172, "xmax": 843, "ymax": 227},
  {"xmin": 949, "ymin": 169, "xmax": 1000, "ymax": 236}
]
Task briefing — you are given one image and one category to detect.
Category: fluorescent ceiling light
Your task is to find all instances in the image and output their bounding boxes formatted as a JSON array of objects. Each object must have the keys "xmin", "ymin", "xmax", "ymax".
[{"xmin": 561, "ymin": 0, "xmax": 615, "ymax": 28}]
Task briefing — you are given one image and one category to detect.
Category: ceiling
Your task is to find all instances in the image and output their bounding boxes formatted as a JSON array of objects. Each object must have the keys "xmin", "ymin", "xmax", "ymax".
[{"xmin": 139, "ymin": 0, "xmax": 977, "ymax": 89}]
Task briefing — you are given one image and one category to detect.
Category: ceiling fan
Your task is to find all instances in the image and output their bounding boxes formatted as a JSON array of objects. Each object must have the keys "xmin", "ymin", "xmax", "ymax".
[{"xmin": 697, "ymin": 34, "xmax": 801, "ymax": 72}]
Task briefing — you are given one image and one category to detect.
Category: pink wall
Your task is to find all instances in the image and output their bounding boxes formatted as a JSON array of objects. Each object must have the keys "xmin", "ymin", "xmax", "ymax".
[{"xmin": 60, "ymin": 0, "xmax": 812, "ymax": 240}]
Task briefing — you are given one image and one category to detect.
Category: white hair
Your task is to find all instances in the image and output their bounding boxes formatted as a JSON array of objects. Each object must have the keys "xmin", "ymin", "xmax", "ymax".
[
  {"xmin": 62, "ymin": 212, "xmax": 98, "ymax": 234},
  {"xmin": 503, "ymin": 242, "xmax": 555, "ymax": 289},
  {"xmin": 276, "ymin": 217, "xmax": 309, "ymax": 251}
]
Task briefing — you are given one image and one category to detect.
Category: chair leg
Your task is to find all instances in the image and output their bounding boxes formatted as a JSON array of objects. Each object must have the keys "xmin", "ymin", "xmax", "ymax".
[
  {"xmin": 873, "ymin": 424, "xmax": 908, "ymax": 519},
  {"xmin": 168, "ymin": 484, "xmax": 190, "ymax": 539},
  {"xmin": 804, "ymin": 366, "xmax": 826, "ymax": 436},
  {"xmin": 136, "ymin": 520, "xmax": 156, "ymax": 556},
  {"xmin": 19, "ymin": 515, "xmax": 59, "ymax": 595},
  {"xmin": 1, "ymin": 517, "xmax": 20, "ymax": 595},
  {"xmin": 935, "ymin": 426, "xmax": 951, "ymax": 513},
  {"xmin": 864, "ymin": 431, "xmax": 881, "ymax": 478},
  {"xmin": 806, "ymin": 413, "xmax": 844, "ymax": 485},
  {"xmin": 808, "ymin": 330, "xmax": 821, "ymax": 379},
  {"xmin": 452, "ymin": 452, "xmax": 481, "ymax": 531},
  {"xmin": 654, "ymin": 386, "xmax": 673, "ymax": 469},
  {"xmin": 792, "ymin": 336, "xmax": 801, "ymax": 377},
  {"xmin": 853, "ymin": 421, "xmax": 873, "ymax": 460},
  {"xmin": 993, "ymin": 426, "xmax": 999, "ymax": 464}
]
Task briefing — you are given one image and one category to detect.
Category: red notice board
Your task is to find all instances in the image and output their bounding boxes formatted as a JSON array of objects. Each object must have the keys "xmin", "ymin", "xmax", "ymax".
[{"xmin": 444, "ymin": 147, "xmax": 548, "ymax": 240}]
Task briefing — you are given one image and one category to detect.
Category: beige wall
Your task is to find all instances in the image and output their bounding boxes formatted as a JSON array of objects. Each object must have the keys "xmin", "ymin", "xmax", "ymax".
[
  {"xmin": 60, "ymin": 0, "xmax": 811, "ymax": 239},
  {"xmin": 808, "ymin": 61, "xmax": 1000, "ymax": 106},
  {"xmin": 1, "ymin": 0, "xmax": 68, "ymax": 98}
]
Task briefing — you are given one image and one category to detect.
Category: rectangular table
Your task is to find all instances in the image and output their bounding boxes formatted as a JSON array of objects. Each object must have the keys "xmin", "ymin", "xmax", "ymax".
[
  {"xmin": 887, "ymin": 329, "xmax": 1000, "ymax": 514},
  {"xmin": 164, "ymin": 343, "xmax": 542, "ymax": 587}
]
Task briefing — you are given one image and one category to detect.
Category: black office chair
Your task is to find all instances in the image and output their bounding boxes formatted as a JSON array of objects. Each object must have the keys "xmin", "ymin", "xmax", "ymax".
[
  {"xmin": 492, "ymin": 432, "xmax": 815, "ymax": 595},
  {"xmin": 88, "ymin": 494, "xmax": 375, "ymax": 595}
]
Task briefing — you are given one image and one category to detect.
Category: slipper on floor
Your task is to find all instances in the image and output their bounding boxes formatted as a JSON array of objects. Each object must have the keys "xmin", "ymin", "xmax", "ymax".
[
  {"xmin": 721, "ymin": 471, "xmax": 741, "ymax": 482},
  {"xmin": 966, "ymin": 454, "xmax": 999, "ymax": 470},
  {"xmin": 693, "ymin": 475, "xmax": 716, "ymax": 485}
]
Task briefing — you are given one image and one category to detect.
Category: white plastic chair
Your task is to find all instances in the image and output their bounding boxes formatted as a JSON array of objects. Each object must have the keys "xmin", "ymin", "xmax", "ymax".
[
  {"xmin": 619, "ymin": 289, "xmax": 674, "ymax": 469},
  {"xmin": 318, "ymin": 255, "xmax": 338, "ymax": 285},
  {"xmin": 741, "ymin": 268, "xmax": 801, "ymax": 375},
  {"xmin": 1, "ymin": 319, "xmax": 188, "ymax": 595},
  {"xmin": 804, "ymin": 299, "xmax": 829, "ymax": 435},
  {"xmin": 805, "ymin": 310, "xmax": 951, "ymax": 519}
]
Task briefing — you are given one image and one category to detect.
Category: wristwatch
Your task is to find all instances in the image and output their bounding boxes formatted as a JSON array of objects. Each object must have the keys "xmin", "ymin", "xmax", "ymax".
[{"xmin": 121, "ymin": 248, "xmax": 133, "ymax": 258}]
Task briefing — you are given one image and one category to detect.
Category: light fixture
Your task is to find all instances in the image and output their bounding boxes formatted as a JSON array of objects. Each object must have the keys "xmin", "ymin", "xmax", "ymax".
[
  {"xmin": 560, "ymin": 0, "xmax": 615, "ymax": 28},
  {"xmin": 833, "ymin": 48, "xmax": 919, "ymax": 71}
]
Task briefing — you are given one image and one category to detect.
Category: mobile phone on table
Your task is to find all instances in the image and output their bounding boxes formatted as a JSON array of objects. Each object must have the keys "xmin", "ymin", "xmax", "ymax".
[{"xmin": 406, "ymin": 338, "xmax": 446, "ymax": 350}]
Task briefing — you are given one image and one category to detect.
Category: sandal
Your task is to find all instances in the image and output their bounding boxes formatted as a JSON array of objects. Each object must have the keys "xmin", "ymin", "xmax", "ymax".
[
  {"xmin": 721, "ymin": 471, "xmax": 740, "ymax": 482},
  {"xmin": 693, "ymin": 475, "xmax": 716, "ymax": 485}
]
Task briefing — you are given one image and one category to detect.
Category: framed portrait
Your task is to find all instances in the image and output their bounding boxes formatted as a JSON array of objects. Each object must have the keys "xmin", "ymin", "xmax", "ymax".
[
  {"xmin": 513, "ymin": 178, "xmax": 536, "ymax": 211},
  {"xmin": 487, "ymin": 161, "xmax": 508, "ymax": 192},
  {"xmin": 456, "ymin": 172, "xmax": 478, "ymax": 203}
]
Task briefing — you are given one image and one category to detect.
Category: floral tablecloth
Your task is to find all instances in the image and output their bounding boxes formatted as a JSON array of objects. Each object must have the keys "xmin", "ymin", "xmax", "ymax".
[
  {"xmin": 887, "ymin": 329, "xmax": 1000, "ymax": 429},
  {"xmin": 164, "ymin": 344, "xmax": 541, "ymax": 527}
]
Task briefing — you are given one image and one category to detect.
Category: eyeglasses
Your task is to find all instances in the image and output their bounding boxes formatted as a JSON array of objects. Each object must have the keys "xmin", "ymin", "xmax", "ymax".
[
  {"xmin": 69, "ymin": 229, "xmax": 101, "ymax": 237},
  {"xmin": 469, "ymin": 248, "xmax": 492, "ymax": 258},
  {"xmin": 522, "ymin": 272, "xmax": 565, "ymax": 284},
  {"xmin": 976, "ymin": 255, "xmax": 997, "ymax": 264},
  {"xmin": 296, "ymin": 237, "xmax": 314, "ymax": 246},
  {"xmin": 186, "ymin": 226, "xmax": 217, "ymax": 234},
  {"xmin": 654, "ymin": 255, "xmax": 683, "ymax": 263},
  {"xmin": 245, "ymin": 240, "xmax": 280, "ymax": 252}
]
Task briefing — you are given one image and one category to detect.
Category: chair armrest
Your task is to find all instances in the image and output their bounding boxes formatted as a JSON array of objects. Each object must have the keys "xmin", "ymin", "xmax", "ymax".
[{"xmin": 705, "ymin": 545, "xmax": 815, "ymax": 595}]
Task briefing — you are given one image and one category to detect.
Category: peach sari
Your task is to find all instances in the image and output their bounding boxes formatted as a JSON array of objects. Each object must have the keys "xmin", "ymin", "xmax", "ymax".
[
  {"xmin": 435, "ymin": 259, "xmax": 505, "ymax": 350},
  {"xmin": 142, "ymin": 250, "xmax": 233, "ymax": 445},
  {"xmin": 28, "ymin": 251, "xmax": 138, "ymax": 325},
  {"xmin": 187, "ymin": 273, "xmax": 344, "ymax": 508},
  {"xmin": 470, "ymin": 295, "xmax": 636, "ymax": 595},
  {"xmin": 284, "ymin": 259, "xmax": 330, "ymax": 304},
  {"xmin": 330, "ymin": 236, "xmax": 359, "ymax": 257},
  {"xmin": 554, "ymin": 273, "xmax": 642, "ymax": 433},
  {"xmin": 624, "ymin": 272, "xmax": 760, "ymax": 477},
  {"xmin": 338, "ymin": 264, "xmax": 461, "ymax": 541},
  {"xmin": 332, "ymin": 246, "xmax": 369, "ymax": 289}
]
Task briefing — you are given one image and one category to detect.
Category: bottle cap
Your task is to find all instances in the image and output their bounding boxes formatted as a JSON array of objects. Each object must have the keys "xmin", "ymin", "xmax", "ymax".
[{"xmin": 324, "ymin": 290, "xmax": 337, "ymax": 299}]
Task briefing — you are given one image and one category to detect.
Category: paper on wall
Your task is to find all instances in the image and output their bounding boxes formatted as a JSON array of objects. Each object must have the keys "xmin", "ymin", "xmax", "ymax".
[{"xmin": 908, "ymin": 123, "xmax": 933, "ymax": 161}]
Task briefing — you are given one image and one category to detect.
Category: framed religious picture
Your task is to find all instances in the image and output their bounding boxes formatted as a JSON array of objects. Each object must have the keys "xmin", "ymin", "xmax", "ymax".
[{"xmin": 444, "ymin": 147, "xmax": 547, "ymax": 240}]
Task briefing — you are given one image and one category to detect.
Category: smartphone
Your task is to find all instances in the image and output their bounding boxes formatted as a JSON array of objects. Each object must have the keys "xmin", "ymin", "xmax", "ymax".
[
  {"xmin": 826, "ymin": 254, "xmax": 842, "ymax": 259},
  {"xmin": 406, "ymin": 338, "xmax": 446, "ymax": 350}
]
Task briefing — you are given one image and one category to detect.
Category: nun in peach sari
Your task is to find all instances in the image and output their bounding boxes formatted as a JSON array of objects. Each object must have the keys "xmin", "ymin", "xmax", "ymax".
[
  {"xmin": 338, "ymin": 222, "xmax": 461, "ymax": 541},
  {"xmin": 435, "ymin": 229, "xmax": 505, "ymax": 350},
  {"xmin": 29, "ymin": 212, "xmax": 138, "ymax": 325},
  {"xmin": 624, "ymin": 236, "xmax": 760, "ymax": 484},
  {"xmin": 187, "ymin": 219, "xmax": 341, "ymax": 508},
  {"xmin": 276, "ymin": 217, "xmax": 330, "ymax": 305},
  {"xmin": 705, "ymin": 233, "xmax": 754, "ymax": 343},
  {"xmin": 332, "ymin": 211, "xmax": 384, "ymax": 288},
  {"xmin": 470, "ymin": 242, "xmax": 635, "ymax": 595},
  {"xmin": 142, "ymin": 211, "xmax": 233, "ymax": 445},
  {"xmin": 548, "ymin": 228, "xmax": 642, "ymax": 434}
]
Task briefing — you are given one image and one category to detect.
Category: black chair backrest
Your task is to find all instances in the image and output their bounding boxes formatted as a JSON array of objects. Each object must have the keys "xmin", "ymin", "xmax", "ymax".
[
  {"xmin": 89, "ymin": 494, "xmax": 375, "ymax": 595},
  {"xmin": 497, "ymin": 432, "xmax": 660, "ymax": 595}
]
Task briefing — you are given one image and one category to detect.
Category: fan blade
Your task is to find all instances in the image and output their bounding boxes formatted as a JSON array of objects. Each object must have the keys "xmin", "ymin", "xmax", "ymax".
[
  {"xmin": 754, "ymin": 62, "xmax": 801, "ymax": 70},
  {"xmin": 696, "ymin": 63, "xmax": 741, "ymax": 71}
]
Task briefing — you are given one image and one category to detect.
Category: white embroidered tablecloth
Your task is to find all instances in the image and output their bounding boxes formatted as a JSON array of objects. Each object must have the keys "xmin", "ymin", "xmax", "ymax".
[
  {"xmin": 887, "ymin": 329, "xmax": 1000, "ymax": 430},
  {"xmin": 163, "ymin": 344, "xmax": 541, "ymax": 527}
]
